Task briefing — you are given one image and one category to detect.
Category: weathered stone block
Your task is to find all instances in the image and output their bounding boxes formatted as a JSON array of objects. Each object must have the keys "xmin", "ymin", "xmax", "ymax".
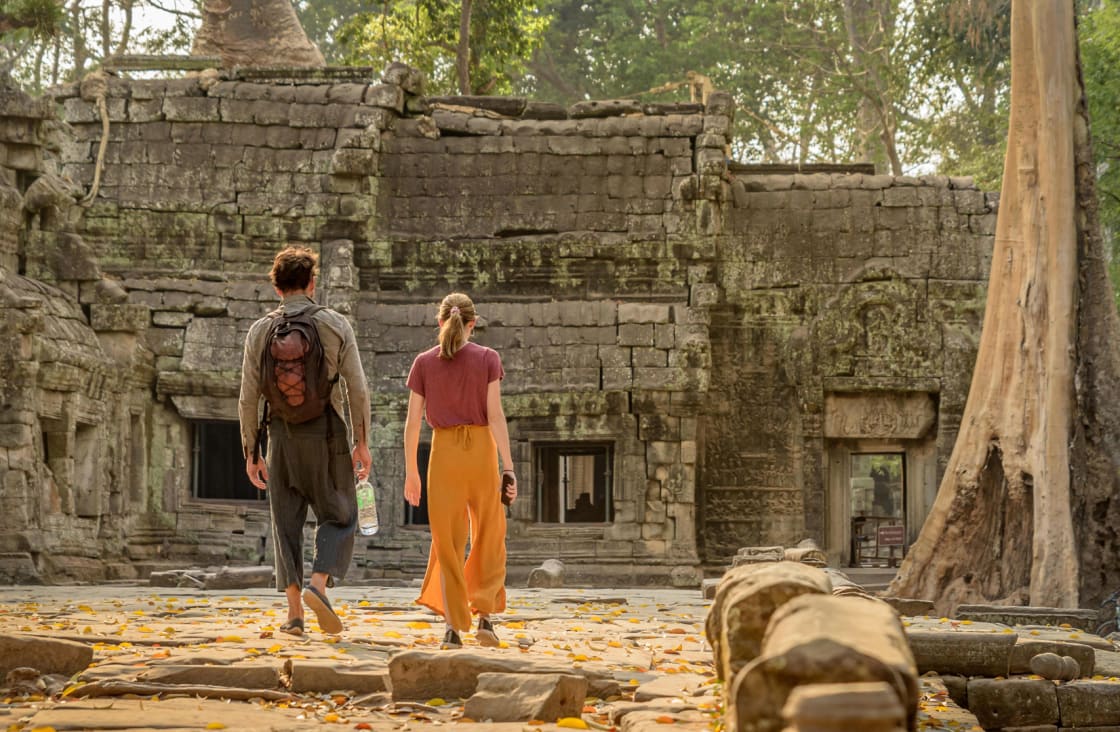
[
  {"xmin": 0, "ymin": 633, "xmax": 94, "ymax": 676},
  {"xmin": 387, "ymin": 650, "xmax": 617, "ymax": 701},
  {"xmin": 464, "ymin": 673, "xmax": 587, "ymax": 723},
  {"xmin": 1056, "ymin": 681, "xmax": 1120, "ymax": 727},
  {"xmin": 967, "ymin": 678, "xmax": 1059, "ymax": 729},
  {"xmin": 90, "ymin": 303, "xmax": 149, "ymax": 332},
  {"xmin": 956, "ymin": 605, "xmax": 1099, "ymax": 632},
  {"xmin": 707, "ymin": 561, "xmax": 832, "ymax": 682},
  {"xmin": 286, "ymin": 660, "xmax": 388, "ymax": 693},
  {"xmin": 906, "ymin": 621, "xmax": 1017, "ymax": 677}
]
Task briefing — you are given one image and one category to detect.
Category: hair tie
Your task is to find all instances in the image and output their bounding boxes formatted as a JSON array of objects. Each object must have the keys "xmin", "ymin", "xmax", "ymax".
[{"xmin": 450, "ymin": 306, "xmax": 460, "ymax": 316}]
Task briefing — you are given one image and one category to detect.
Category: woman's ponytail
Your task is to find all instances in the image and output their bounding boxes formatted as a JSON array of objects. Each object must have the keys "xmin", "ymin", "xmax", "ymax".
[{"xmin": 437, "ymin": 293, "xmax": 476, "ymax": 360}]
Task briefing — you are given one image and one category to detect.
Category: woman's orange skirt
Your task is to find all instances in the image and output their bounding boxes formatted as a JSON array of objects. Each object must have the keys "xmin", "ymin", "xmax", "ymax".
[{"xmin": 416, "ymin": 424, "xmax": 507, "ymax": 631}]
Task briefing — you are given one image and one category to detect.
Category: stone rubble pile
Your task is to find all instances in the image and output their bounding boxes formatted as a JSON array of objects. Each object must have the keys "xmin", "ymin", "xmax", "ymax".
[{"xmin": 707, "ymin": 548, "xmax": 1120, "ymax": 732}]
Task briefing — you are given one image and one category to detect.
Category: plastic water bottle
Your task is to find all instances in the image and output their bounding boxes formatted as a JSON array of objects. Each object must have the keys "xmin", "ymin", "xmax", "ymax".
[{"xmin": 356, "ymin": 478, "xmax": 379, "ymax": 535}]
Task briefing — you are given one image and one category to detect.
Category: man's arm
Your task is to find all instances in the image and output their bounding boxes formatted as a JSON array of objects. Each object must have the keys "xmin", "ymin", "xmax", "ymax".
[
  {"xmin": 239, "ymin": 320, "xmax": 269, "ymax": 489},
  {"xmin": 336, "ymin": 317, "xmax": 372, "ymax": 479}
]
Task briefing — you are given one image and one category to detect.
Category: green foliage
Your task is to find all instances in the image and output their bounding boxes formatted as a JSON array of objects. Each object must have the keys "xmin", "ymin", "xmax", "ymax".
[
  {"xmin": 293, "ymin": 0, "xmax": 369, "ymax": 64},
  {"xmin": 335, "ymin": 0, "xmax": 548, "ymax": 95},
  {"xmin": 0, "ymin": 0, "xmax": 63, "ymax": 36},
  {"xmin": 1080, "ymin": 0, "xmax": 1120, "ymax": 306},
  {"xmin": 912, "ymin": 0, "xmax": 1010, "ymax": 190}
]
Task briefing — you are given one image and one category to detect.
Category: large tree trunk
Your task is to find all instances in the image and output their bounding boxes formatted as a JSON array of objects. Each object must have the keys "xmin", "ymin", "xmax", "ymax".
[
  {"xmin": 890, "ymin": 0, "xmax": 1120, "ymax": 611},
  {"xmin": 192, "ymin": 0, "xmax": 324, "ymax": 69}
]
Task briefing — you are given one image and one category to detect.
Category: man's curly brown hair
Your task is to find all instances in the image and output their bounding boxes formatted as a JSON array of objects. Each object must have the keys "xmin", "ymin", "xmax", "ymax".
[{"xmin": 269, "ymin": 246, "xmax": 318, "ymax": 293}]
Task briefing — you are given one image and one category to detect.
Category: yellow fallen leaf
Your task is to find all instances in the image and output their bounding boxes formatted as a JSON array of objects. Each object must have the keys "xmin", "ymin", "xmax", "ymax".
[
  {"xmin": 571, "ymin": 654, "xmax": 589, "ymax": 662},
  {"xmin": 407, "ymin": 621, "xmax": 431, "ymax": 630},
  {"xmin": 608, "ymin": 641, "xmax": 622, "ymax": 648},
  {"xmin": 506, "ymin": 621, "xmax": 525, "ymax": 629},
  {"xmin": 206, "ymin": 724, "xmax": 226, "ymax": 730},
  {"xmin": 323, "ymin": 712, "xmax": 340, "ymax": 722},
  {"xmin": 358, "ymin": 600, "xmax": 371, "ymax": 607},
  {"xmin": 384, "ymin": 630, "xmax": 402, "ymax": 638},
  {"xmin": 267, "ymin": 644, "xmax": 283, "ymax": 653},
  {"xmin": 426, "ymin": 697, "xmax": 447, "ymax": 706},
  {"xmin": 557, "ymin": 718, "xmax": 589, "ymax": 729}
]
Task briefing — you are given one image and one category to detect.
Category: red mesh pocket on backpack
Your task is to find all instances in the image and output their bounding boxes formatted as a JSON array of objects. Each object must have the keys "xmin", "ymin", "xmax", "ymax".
[{"xmin": 271, "ymin": 332, "xmax": 309, "ymax": 407}]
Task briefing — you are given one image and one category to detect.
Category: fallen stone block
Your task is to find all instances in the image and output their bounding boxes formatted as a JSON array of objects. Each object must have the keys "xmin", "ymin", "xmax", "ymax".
[
  {"xmin": 1056, "ymin": 680, "xmax": 1120, "ymax": 727},
  {"xmin": 783, "ymin": 539, "xmax": 827, "ymax": 568},
  {"xmin": 967, "ymin": 678, "xmax": 1059, "ymax": 729},
  {"xmin": 1095, "ymin": 649, "xmax": 1120, "ymax": 677},
  {"xmin": 284, "ymin": 660, "xmax": 387, "ymax": 694},
  {"xmin": 633, "ymin": 673, "xmax": 711, "ymax": 702},
  {"xmin": 0, "ymin": 633, "xmax": 93, "ymax": 677},
  {"xmin": 728, "ymin": 594, "xmax": 917, "ymax": 732},
  {"xmin": 463, "ymin": 672, "xmax": 586, "ymax": 722},
  {"xmin": 906, "ymin": 619, "xmax": 1017, "ymax": 677},
  {"xmin": 608, "ymin": 699, "xmax": 702, "ymax": 724},
  {"xmin": 780, "ymin": 681, "xmax": 906, "ymax": 732},
  {"xmin": 882, "ymin": 597, "xmax": 936, "ymax": 617},
  {"xmin": 136, "ymin": 664, "xmax": 280, "ymax": 689},
  {"xmin": 956, "ymin": 605, "xmax": 1099, "ymax": 632},
  {"xmin": 527, "ymin": 559, "xmax": 564, "ymax": 588},
  {"xmin": 620, "ymin": 709, "xmax": 709, "ymax": 732},
  {"xmin": 1016, "ymin": 626, "xmax": 1115, "ymax": 651},
  {"xmin": 202, "ymin": 565, "xmax": 274, "ymax": 590},
  {"xmin": 730, "ymin": 546, "xmax": 785, "ymax": 567},
  {"xmin": 387, "ymin": 650, "xmax": 617, "ymax": 701},
  {"xmin": 1011, "ymin": 639, "xmax": 1094, "ymax": 676},
  {"xmin": 706, "ymin": 561, "xmax": 832, "ymax": 681}
]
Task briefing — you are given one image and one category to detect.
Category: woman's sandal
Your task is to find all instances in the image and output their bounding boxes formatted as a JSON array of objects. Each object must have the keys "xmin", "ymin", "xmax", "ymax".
[{"xmin": 279, "ymin": 617, "xmax": 304, "ymax": 637}]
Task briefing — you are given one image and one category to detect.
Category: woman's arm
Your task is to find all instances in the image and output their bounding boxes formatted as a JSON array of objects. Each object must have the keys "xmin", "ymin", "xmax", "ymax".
[
  {"xmin": 487, "ymin": 379, "xmax": 518, "ymax": 504},
  {"xmin": 403, "ymin": 390, "xmax": 425, "ymax": 506},
  {"xmin": 486, "ymin": 379, "xmax": 514, "ymax": 470}
]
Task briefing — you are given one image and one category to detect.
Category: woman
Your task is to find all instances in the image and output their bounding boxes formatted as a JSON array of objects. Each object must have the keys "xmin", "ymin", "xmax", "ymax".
[{"xmin": 403, "ymin": 293, "xmax": 518, "ymax": 649}]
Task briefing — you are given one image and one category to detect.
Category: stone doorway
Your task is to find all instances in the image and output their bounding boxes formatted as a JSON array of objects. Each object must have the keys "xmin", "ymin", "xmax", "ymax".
[{"xmin": 822, "ymin": 391, "xmax": 939, "ymax": 568}]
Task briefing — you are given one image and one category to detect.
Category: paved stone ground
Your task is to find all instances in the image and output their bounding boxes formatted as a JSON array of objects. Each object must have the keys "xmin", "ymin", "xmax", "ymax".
[{"xmin": 0, "ymin": 584, "xmax": 979, "ymax": 731}]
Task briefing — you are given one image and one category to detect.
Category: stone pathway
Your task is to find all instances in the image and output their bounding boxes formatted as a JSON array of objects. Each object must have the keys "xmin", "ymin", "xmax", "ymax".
[{"xmin": 0, "ymin": 584, "xmax": 979, "ymax": 730}]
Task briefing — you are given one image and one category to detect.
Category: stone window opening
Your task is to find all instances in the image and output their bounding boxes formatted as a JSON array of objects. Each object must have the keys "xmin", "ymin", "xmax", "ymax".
[
  {"xmin": 190, "ymin": 420, "xmax": 263, "ymax": 502},
  {"xmin": 403, "ymin": 442, "xmax": 431, "ymax": 526},
  {"xmin": 534, "ymin": 443, "xmax": 614, "ymax": 524}
]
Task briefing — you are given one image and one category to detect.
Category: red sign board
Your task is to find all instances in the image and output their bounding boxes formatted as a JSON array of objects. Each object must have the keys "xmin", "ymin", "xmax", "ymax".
[{"xmin": 877, "ymin": 525, "xmax": 906, "ymax": 546}]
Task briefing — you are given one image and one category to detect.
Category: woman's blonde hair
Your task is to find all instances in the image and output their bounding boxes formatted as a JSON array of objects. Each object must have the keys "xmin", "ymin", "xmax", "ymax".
[{"xmin": 437, "ymin": 292, "xmax": 476, "ymax": 360}]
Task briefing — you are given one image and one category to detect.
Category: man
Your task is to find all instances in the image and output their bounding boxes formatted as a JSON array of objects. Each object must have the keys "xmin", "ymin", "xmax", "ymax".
[{"xmin": 239, "ymin": 246, "xmax": 372, "ymax": 636}]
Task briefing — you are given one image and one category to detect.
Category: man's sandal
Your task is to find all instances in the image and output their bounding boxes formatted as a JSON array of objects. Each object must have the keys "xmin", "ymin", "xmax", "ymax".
[
  {"xmin": 302, "ymin": 585, "xmax": 344, "ymax": 634},
  {"xmin": 279, "ymin": 617, "xmax": 304, "ymax": 637}
]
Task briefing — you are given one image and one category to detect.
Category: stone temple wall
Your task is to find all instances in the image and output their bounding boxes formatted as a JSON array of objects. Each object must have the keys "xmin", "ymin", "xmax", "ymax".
[{"xmin": 0, "ymin": 64, "xmax": 996, "ymax": 584}]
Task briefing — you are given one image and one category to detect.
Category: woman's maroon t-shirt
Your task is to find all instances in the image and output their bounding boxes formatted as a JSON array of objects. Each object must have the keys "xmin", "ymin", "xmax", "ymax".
[{"xmin": 406, "ymin": 342, "xmax": 505, "ymax": 428}]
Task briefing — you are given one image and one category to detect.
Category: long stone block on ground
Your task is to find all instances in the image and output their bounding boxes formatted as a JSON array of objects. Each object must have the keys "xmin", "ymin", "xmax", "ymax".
[
  {"xmin": 728, "ymin": 594, "xmax": 918, "ymax": 732},
  {"xmin": 0, "ymin": 633, "xmax": 94, "ymax": 677},
  {"xmin": 1056, "ymin": 680, "xmax": 1120, "ymax": 727},
  {"xmin": 967, "ymin": 678, "xmax": 1059, "ymax": 729},
  {"xmin": 956, "ymin": 605, "xmax": 1100, "ymax": 632},
  {"xmin": 905, "ymin": 619, "xmax": 1017, "ymax": 677},
  {"xmin": 387, "ymin": 650, "xmax": 618, "ymax": 701},
  {"xmin": 463, "ymin": 672, "xmax": 586, "ymax": 723}
]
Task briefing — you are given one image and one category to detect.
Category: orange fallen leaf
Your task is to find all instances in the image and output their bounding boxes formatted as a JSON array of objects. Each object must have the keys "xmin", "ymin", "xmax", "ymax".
[{"xmin": 655, "ymin": 715, "xmax": 676, "ymax": 724}]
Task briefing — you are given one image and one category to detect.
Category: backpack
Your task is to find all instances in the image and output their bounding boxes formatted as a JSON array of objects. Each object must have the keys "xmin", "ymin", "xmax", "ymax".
[{"xmin": 259, "ymin": 305, "xmax": 333, "ymax": 424}]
